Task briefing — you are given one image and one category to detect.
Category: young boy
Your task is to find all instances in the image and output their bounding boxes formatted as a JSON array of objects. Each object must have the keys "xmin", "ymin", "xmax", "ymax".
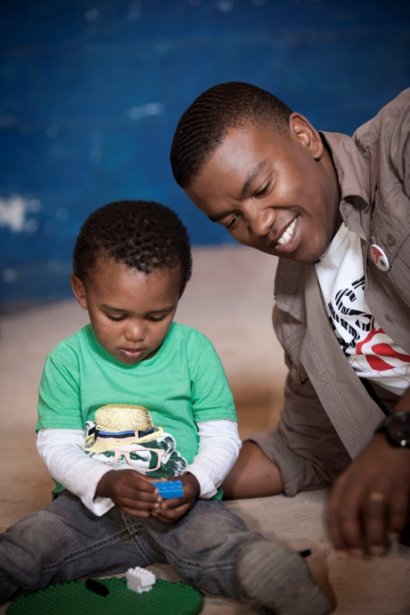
[{"xmin": 0, "ymin": 200, "xmax": 331, "ymax": 614}]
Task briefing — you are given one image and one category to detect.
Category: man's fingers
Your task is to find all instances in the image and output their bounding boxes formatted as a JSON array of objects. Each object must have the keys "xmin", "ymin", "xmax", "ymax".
[
  {"xmin": 326, "ymin": 480, "xmax": 346, "ymax": 551},
  {"xmin": 327, "ymin": 474, "xmax": 368, "ymax": 556},
  {"xmin": 387, "ymin": 489, "xmax": 409, "ymax": 536},
  {"xmin": 336, "ymin": 505, "xmax": 365, "ymax": 556},
  {"xmin": 362, "ymin": 491, "xmax": 389, "ymax": 555}
]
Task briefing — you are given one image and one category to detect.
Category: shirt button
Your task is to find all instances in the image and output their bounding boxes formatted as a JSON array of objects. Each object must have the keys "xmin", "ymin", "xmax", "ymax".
[
  {"xmin": 386, "ymin": 233, "xmax": 396, "ymax": 247},
  {"xmin": 370, "ymin": 244, "xmax": 390, "ymax": 272}
]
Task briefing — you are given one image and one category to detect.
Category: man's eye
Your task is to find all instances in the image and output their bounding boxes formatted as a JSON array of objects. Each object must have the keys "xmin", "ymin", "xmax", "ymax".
[
  {"xmin": 224, "ymin": 214, "xmax": 239, "ymax": 230},
  {"xmin": 254, "ymin": 181, "xmax": 271, "ymax": 198}
]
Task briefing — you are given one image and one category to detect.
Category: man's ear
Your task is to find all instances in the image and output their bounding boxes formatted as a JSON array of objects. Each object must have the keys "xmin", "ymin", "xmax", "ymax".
[
  {"xmin": 70, "ymin": 274, "xmax": 88, "ymax": 310},
  {"xmin": 289, "ymin": 112, "xmax": 324, "ymax": 160}
]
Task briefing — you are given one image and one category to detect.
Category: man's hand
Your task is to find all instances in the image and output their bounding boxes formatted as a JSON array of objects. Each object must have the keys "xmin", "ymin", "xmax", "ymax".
[
  {"xmin": 151, "ymin": 473, "xmax": 200, "ymax": 524},
  {"xmin": 96, "ymin": 469, "xmax": 161, "ymax": 518},
  {"xmin": 326, "ymin": 434, "xmax": 410, "ymax": 557}
]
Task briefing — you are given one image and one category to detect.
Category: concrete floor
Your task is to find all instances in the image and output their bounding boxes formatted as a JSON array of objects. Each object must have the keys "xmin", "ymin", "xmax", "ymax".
[{"xmin": 0, "ymin": 246, "xmax": 409, "ymax": 614}]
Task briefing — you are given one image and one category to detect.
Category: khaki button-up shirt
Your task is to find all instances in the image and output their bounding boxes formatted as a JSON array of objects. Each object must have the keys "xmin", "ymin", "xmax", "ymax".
[{"xmin": 251, "ymin": 89, "xmax": 410, "ymax": 495}]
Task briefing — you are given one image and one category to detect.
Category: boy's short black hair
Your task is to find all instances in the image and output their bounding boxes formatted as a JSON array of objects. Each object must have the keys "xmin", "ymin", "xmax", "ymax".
[
  {"xmin": 170, "ymin": 81, "xmax": 293, "ymax": 188},
  {"xmin": 73, "ymin": 200, "xmax": 192, "ymax": 291}
]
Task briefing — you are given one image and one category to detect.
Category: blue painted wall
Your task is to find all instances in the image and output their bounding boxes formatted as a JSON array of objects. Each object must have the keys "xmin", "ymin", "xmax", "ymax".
[{"xmin": 1, "ymin": 0, "xmax": 409, "ymax": 311}]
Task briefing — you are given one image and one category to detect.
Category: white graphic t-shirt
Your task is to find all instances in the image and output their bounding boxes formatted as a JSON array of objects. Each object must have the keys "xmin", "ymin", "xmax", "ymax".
[{"xmin": 315, "ymin": 223, "xmax": 410, "ymax": 396}]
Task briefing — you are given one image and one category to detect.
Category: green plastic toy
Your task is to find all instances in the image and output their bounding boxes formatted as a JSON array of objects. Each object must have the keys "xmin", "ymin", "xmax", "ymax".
[{"xmin": 7, "ymin": 576, "xmax": 203, "ymax": 615}]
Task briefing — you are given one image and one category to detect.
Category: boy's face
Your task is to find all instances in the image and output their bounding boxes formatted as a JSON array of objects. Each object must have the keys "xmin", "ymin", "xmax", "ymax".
[
  {"xmin": 71, "ymin": 258, "xmax": 181, "ymax": 365},
  {"xmin": 185, "ymin": 114, "xmax": 340, "ymax": 264}
]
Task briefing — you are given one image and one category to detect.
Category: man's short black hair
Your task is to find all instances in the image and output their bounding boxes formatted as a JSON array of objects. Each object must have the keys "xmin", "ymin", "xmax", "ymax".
[
  {"xmin": 170, "ymin": 81, "xmax": 293, "ymax": 188},
  {"xmin": 73, "ymin": 200, "xmax": 192, "ymax": 291}
]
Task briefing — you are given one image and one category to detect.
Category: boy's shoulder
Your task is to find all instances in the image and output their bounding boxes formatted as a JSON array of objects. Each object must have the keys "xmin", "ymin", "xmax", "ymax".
[
  {"xmin": 171, "ymin": 321, "xmax": 212, "ymax": 345},
  {"xmin": 47, "ymin": 324, "xmax": 93, "ymax": 361}
]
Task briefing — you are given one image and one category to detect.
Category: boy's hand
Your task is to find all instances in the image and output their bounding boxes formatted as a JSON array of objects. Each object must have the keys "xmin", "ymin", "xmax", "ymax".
[
  {"xmin": 151, "ymin": 473, "xmax": 200, "ymax": 524},
  {"xmin": 96, "ymin": 469, "xmax": 161, "ymax": 518}
]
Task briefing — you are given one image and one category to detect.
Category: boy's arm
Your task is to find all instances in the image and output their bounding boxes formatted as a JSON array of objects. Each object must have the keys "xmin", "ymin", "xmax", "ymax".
[
  {"xmin": 185, "ymin": 419, "xmax": 242, "ymax": 498},
  {"xmin": 37, "ymin": 428, "xmax": 115, "ymax": 516},
  {"xmin": 152, "ymin": 419, "xmax": 241, "ymax": 523}
]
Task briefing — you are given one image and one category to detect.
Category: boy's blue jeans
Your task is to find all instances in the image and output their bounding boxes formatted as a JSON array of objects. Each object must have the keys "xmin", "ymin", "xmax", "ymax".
[{"xmin": 0, "ymin": 491, "xmax": 264, "ymax": 603}]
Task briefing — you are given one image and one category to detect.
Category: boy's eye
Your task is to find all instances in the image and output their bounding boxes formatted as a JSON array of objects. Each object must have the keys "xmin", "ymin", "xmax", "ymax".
[
  {"xmin": 148, "ymin": 314, "xmax": 167, "ymax": 322},
  {"xmin": 106, "ymin": 314, "xmax": 125, "ymax": 322}
]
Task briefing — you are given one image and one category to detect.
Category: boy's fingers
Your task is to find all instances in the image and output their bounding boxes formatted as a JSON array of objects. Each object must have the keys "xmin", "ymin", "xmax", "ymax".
[{"xmin": 118, "ymin": 494, "xmax": 160, "ymax": 514}]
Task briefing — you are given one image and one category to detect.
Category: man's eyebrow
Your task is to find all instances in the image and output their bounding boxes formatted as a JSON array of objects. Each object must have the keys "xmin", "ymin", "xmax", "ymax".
[{"xmin": 208, "ymin": 160, "xmax": 267, "ymax": 223}]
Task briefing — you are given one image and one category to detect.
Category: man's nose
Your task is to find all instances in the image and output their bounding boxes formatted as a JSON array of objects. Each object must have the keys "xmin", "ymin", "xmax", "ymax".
[{"xmin": 247, "ymin": 206, "xmax": 275, "ymax": 237}]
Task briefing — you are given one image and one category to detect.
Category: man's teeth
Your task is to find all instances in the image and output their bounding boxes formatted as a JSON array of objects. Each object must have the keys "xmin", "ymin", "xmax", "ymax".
[{"xmin": 277, "ymin": 218, "xmax": 297, "ymax": 246}]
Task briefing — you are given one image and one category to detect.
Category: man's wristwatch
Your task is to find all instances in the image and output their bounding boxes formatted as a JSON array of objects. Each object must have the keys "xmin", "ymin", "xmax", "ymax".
[{"xmin": 375, "ymin": 411, "xmax": 410, "ymax": 448}]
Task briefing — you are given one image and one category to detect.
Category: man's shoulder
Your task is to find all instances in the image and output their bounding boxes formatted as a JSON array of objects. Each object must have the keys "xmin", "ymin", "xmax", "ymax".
[
  {"xmin": 377, "ymin": 89, "xmax": 410, "ymax": 116},
  {"xmin": 354, "ymin": 89, "xmax": 410, "ymax": 144}
]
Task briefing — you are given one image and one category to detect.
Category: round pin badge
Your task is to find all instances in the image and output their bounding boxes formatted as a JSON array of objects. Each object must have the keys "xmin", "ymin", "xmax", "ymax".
[{"xmin": 370, "ymin": 244, "xmax": 390, "ymax": 272}]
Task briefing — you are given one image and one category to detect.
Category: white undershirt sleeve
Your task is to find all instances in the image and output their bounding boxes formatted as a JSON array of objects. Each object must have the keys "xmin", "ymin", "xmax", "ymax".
[
  {"xmin": 36, "ymin": 428, "xmax": 115, "ymax": 516},
  {"xmin": 185, "ymin": 419, "xmax": 242, "ymax": 499},
  {"xmin": 38, "ymin": 420, "xmax": 241, "ymax": 509}
]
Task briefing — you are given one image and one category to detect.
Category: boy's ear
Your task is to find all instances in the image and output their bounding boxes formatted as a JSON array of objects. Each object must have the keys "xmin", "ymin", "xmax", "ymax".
[
  {"xmin": 70, "ymin": 274, "xmax": 88, "ymax": 310},
  {"xmin": 289, "ymin": 112, "xmax": 324, "ymax": 160}
]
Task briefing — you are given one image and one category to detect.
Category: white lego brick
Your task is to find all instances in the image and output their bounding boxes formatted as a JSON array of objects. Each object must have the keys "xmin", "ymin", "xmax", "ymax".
[{"xmin": 126, "ymin": 566, "xmax": 156, "ymax": 593}]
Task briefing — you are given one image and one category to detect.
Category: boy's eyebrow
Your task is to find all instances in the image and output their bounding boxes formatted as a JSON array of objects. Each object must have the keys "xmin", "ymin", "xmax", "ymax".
[
  {"xmin": 146, "ymin": 306, "xmax": 175, "ymax": 314},
  {"xmin": 101, "ymin": 304, "xmax": 174, "ymax": 314},
  {"xmin": 101, "ymin": 304, "xmax": 127, "ymax": 313},
  {"xmin": 208, "ymin": 160, "xmax": 267, "ymax": 223}
]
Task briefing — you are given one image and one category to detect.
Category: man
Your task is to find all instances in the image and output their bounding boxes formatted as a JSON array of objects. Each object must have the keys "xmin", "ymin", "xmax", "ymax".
[{"xmin": 170, "ymin": 82, "xmax": 410, "ymax": 558}]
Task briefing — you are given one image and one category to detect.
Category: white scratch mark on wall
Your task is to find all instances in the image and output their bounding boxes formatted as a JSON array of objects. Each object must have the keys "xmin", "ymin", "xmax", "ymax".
[
  {"xmin": 216, "ymin": 0, "xmax": 235, "ymax": 13},
  {"xmin": 2, "ymin": 268, "xmax": 18, "ymax": 283},
  {"xmin": 0, "ymin": 195, "xmax": 41, "ymax": 233},
  {"xmin": 127, "ymin": 102, "xmax": 165, "ymax": 121}
]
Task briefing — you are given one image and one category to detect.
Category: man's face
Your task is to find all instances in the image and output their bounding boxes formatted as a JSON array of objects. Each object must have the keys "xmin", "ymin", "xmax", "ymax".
[{"xmin": 186, "ymin": 114, "xmax": 340, "ymax": 264}]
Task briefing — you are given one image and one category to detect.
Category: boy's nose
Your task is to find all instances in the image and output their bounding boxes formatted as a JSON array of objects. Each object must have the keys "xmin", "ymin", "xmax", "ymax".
[{"xmin": 125, "ymin": 322, "xmax": 145, "ymax": 341}]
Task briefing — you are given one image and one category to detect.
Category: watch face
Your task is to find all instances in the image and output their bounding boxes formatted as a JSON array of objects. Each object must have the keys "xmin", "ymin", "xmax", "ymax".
[{"xmin": 387, "ymin": 412, "xmax": 410, "ymax": 447}]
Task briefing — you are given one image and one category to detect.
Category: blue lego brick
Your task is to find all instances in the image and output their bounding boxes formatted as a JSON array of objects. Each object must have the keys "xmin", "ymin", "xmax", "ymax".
[{"xmin": 153, "ymin": 480, "xmax": 184, "ymax": 499}]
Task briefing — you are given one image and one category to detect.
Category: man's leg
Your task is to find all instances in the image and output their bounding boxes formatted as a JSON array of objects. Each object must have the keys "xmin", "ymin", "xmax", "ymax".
[{"xmin": 222, "ymin": 441, "xmax": 283, "ymax": 499}]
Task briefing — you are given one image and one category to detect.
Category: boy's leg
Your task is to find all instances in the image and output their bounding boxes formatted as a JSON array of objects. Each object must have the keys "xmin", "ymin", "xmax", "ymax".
[
  {"xmin": 0, "ymin": 491, "xmax": 164, "ymax": 603},
  {"xmin": 143, "ymin": 499, "xmax": 332, "ymax": 615}
]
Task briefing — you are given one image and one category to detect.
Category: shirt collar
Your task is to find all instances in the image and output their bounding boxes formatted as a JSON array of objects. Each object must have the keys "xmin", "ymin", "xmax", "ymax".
[{"xmin": 320, "ymin": 131, "xmax": 371, "ymax": 206}]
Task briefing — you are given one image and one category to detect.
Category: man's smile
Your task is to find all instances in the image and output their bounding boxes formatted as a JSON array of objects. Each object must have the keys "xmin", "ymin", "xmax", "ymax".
[{"xmin": 276, "ymin": 216, "xmax": 298, "ymax": 247}]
